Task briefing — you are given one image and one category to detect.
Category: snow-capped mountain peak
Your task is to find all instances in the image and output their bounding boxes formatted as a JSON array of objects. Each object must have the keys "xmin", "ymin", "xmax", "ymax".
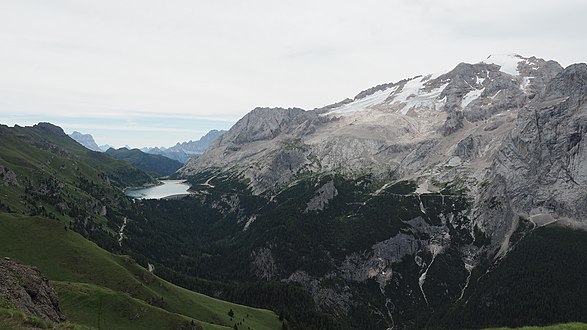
[
  {"xmin": 322, "ymin": 54, "xmax": 558, "ymax": 120},
  {"xmin": 180, "ymin": 54, "xmax": 564, "ymax": 193},
  {"xmin": 482, "ymin": 53, "xmax": 527, "ymax": 76}
]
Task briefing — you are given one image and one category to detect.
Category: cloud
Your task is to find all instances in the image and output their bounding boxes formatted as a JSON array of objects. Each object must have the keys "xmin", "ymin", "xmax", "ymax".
[{"xmin": 1, "ymin": 0, "xmax": 586, "ymax": 147}]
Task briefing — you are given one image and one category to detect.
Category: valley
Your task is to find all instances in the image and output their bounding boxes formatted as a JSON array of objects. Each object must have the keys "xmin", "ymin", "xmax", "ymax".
[{"xmin": 2, "ymin": 54, "xmax": 587, "ymax": 329}]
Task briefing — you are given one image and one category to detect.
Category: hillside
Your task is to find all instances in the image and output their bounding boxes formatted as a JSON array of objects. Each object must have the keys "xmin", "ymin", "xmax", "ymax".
[
  {"xmin": 0, "ymin": 213, "xmax": 281, "ymax": 330},
  {"xmin": 0, "ymin": 123, "xmax": 281, "ymax": 330},
  {"xmin": 0, "ymin": 122, "xmax": 154, "ymax": 249},
  {"xmin": 105, "ymin": 147, "xmax": 183, "ymax": 177}
]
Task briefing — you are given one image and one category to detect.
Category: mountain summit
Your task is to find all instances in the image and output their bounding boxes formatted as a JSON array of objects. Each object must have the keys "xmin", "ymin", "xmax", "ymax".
[
  {"xmin": 173, "ymin": 54, "xmax": 587, "ymax": 327},
  {"xmin": 144, "ymin": 129, "xmax": 226, "ymax": 163},
  {"xmin": 180, "ymin": 54, "xmax": 564, "ymax": 193},
  {"xmin": 69, "ymin": 131, "xmax": 101, "ymax": 152}
]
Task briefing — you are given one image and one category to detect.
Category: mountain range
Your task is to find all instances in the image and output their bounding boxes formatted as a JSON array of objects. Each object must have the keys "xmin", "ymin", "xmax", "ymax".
[
  {"xmin": 69, "ymin": 129, "xmax": 226, "ymax": 164},
  {"xmin": 0, "ymin": 123, "xmax": 281, "ymax": 329},
  {"xmin": 2, "ymin": 54, "xmax": 587, "ymax": 329},
  {"xmin": 142, "ymin": 129, "xmax": 226, "ymax": 163},
  {"xmin": 175, "ymin": 54, "xmax": 587, "ymax": 328}
]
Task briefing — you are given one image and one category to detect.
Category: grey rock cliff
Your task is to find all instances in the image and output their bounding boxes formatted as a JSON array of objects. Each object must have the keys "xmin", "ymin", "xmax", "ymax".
[
  {"xmin": 181, "ymin": 55, "xmax": 565, "ymax": 194},
  {"xmin": 305, "ymin": 180, "xmax": 338, "ymax": 212},
  {"xmin": 69, "ymin": 131, "xmax": 101, "ymax": 152},
  {"xmin": 0, "ymin": 258, "xmax": 65, "ymax": 323},
  {"xmin": 476, "ymin": 63, "xmax": 587, "ymax": 254}
]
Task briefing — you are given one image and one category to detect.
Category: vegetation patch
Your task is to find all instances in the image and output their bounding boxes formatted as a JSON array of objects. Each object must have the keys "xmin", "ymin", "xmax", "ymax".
[{"xmin": 0, "ymin": 213, "xmax": 280, "ymax": 330}]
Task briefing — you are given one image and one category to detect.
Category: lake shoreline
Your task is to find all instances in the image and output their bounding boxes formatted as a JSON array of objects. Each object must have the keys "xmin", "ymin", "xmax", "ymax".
[{"xmin": 125, "ymin": 180, "xmax": 192, "ymax": 200}]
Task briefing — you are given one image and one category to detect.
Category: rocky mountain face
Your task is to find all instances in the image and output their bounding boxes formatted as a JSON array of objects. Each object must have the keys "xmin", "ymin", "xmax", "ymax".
[
  {"xmin": 181, "ymin": 55, "xmax": 563, "ymax": 191},
  {"xmin": 175, "ymin": 129, "xmax": 226, "ymax": 153},
  {"xmin": 99, "ymin": 144, "xmax": 113, "ymax": 152},
  {"xmin": 179, "ymin": 55, "xmax": 576, "ymax": 243},
  {"xmin": 174, "ymin": 54, "xmax": 587, "ymax": 327},
  {"xmin": 0, "ymin": 258, "xmax": 65, "ymax": 323},
  {"xmin": 69, "ymin": 131, "xmax": 101, "ymax": 152},
  {"xmin": 144, "ymin": 129, "xmax": 226, "ymax": 163},
  {"xmin": 476, "ymin": 62, "xmax": 587, "ymax": 257}
]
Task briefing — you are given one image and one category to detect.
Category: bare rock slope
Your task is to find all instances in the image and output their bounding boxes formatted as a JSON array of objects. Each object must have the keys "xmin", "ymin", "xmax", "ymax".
[
  {"xmin": 180, "ymin": 54, "xmax": 587, "ymax": 252},
  {"xmin": 0, "ymin": 258, "xmax": 65, "ymax": 323}
]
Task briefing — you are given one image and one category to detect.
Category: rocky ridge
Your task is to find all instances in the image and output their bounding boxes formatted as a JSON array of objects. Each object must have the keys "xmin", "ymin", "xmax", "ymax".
[
  {"xmin": 178, "ymin": 55, "xmax": 584, "ymax": 243},
  {"xmin": 144, "ymin": 129, "xmax": 226, "ymax": 163},
  {"xmin": 176, "ymin": 54, "xmax": 587, "ymax": 327},
  {"xmin": 180, "ymin": 55, "xmax": 562, "ymax": 191}
]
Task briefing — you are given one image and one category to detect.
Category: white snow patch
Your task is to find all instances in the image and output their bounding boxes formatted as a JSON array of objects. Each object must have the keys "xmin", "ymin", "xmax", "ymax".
[
  {"xmin": 420, "ymin": 69, "xmax": 448, "ymax": 82},
  {"xmin": 400, "ymin": 83, "xmax": 449, "ymax": 115},
  {"xmin": 461, "ymin": 88, "xmax": 485, "ymax": 108},
  {"xmin": 391, "ymin": 77, "xmax": 425, "ymax": 104},
  {"xmin": 325, "ymin": 68, "xmax": 449, "ymax": 116},
  {"xmin": 521, "ymin": 76, "xmax": 533, "ymax": 91},
  {"xmin": 325, "ymin": 86, "xmax": 398, "ymax": 115},
  {"xmin": 387, "ymin": 76, "xmax": 449, "ymax": 115},
  {"xmin": 483, "ymin": 54, "xmax": 524, "ymax": 76}
]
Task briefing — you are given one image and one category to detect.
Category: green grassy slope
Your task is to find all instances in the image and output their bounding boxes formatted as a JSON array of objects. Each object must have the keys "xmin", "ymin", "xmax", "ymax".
[
  {"xmin": 0, "ymin": 123, "xmax": 154, "ymax": 250},
  {"xmin": 55, "ymin": 282, "xmax": 225, "ymax": 330},
  {"xmin": 0, "ymin": 297, "xmax": 91, "ymax": 330},
  {"xmin": 0, "ymin": 213, "xmax": 281, "ymax": 330},
  {"xmin": 487, "ymin": 323, "xmax": 587, "ymax": 330},
  {"xmin": 0, "ymin": 123, "xmax": 152, "ymax": 190}
]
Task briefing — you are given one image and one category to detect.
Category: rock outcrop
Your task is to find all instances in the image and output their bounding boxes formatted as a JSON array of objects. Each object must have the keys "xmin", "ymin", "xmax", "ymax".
[{"xmin": 0, "ymin": 258, "xmax": 65, "ymax": 323}]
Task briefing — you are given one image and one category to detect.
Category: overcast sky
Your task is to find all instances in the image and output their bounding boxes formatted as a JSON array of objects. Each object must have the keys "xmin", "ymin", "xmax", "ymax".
[{"xmin": 1, "ymin": 0, "xmax": 586, "ymax": 148}]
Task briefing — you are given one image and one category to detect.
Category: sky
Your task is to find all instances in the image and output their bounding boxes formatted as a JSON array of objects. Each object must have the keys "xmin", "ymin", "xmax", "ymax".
[{"xmin": 1, "ymin": 0, "xmax": 587, "ymax": 148}]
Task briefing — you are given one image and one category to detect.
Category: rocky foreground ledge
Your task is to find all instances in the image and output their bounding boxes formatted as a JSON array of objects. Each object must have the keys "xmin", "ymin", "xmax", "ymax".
[{"xmin": 0, "ymin": 257, "xmax": 65, "ymax": 323}]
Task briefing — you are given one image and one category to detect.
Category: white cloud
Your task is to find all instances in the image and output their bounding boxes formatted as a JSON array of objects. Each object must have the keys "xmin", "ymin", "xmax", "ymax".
[{"xmin": 1, "ymin": 0, "xmax": 586, "ymax": 146}]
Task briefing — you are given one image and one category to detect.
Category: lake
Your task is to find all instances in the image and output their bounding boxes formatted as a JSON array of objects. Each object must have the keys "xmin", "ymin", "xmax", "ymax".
[{"xmin": 125, "ymin": 180, "xmax": 192, "ymax": 199}]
